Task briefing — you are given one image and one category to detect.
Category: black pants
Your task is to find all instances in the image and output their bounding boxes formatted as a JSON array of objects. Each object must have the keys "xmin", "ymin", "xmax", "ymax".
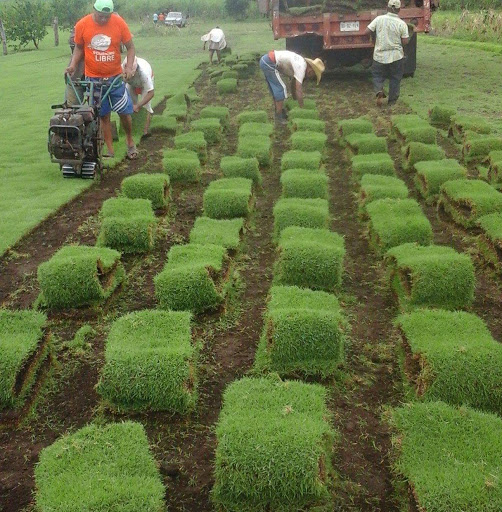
[{"xmin": 371, "ymin": 58, "xmax": 404, "ymax": 104}]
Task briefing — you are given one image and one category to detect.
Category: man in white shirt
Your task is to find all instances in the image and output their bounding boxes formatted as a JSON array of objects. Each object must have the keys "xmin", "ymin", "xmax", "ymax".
[
  {"xmin": 122, "ymin": 56, "xmax": 155, "ymax": 137},
  {"xmin": 201, "ymin": 27, "xmax": 226, "ymax": 64},
  {"xmin": 259, "ymin": 50, "xmax": 325, "ymax": 124},
  {"xmin": 365, "ymin": 0, "xmax": 410, "ymax": 106}
]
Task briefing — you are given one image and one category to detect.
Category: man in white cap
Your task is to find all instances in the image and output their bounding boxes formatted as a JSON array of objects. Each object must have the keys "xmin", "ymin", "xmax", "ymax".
[
  {"xmin": 365, "ymin": 0, "xmax": 410, "ymax": 107},
  {"xmin": 122, "ymin": 56, "xmax": 155, "ymax": 138},
  {"xmin": 259, "ymin": 50, "xmax": 325, "ymax": 124},
  {"xmin": 201, "ymin": 26, "xmax": 226, "ymax": 64}
]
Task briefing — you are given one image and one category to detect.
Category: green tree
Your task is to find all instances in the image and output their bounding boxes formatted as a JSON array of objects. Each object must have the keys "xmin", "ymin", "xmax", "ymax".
[
  {"xmin": 50, "ymin": 0, "xmax": 88, "ymax": 30},
  {"xmin": 225, "ymin": 0, "xmax": 251, "ymax": 19},
  {"xmin": 3, "ymin": 0, "xmax": 48, "ymax": 50}
]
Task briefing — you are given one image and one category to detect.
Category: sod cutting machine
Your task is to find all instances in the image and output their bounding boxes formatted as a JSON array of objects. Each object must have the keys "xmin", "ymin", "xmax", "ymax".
[{"xmin": 48, "ymin": 75, "xmax": 121, "ymax": 179}]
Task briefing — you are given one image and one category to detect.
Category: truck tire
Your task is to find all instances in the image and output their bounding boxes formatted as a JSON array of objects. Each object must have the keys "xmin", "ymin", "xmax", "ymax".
[{"xmin": 403, "ymin": 30, "xmax": 417, "ymax": 78}]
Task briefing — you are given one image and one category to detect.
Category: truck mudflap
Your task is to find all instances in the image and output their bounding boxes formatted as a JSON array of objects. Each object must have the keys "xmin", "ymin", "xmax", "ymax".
[{"xmin": 403, "ymin": 30, "xmax": 418, "ymax": 77}]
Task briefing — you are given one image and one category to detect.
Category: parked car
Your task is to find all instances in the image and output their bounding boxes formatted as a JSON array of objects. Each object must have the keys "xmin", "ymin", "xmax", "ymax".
[{"xmin": 165, "ymin": 12, "xmax": 187, "ymax": 27}]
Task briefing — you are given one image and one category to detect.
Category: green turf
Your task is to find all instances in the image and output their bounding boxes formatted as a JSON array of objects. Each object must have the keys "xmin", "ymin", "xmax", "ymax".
[
  {"xmin": 212, "ymin": 376, "xmax": 335, "ymax": 512},
  {"xmin": 191, "ymin": 118, "xmax": 223, "ymax": 144},
  {"xmin": 290, "ymin": 131, "xmax": 327, "ymax": 152},
  {"xmin": 149, "ymin": 114, "xmax": 178, "ymax": 134},
  {"xmin": 386, "ymin": 243, "xmax": 475, "ymax": 310},
  {"xmin": 414, "ymin": 159, "xmax": 467, "ymax": 200},
  {"xmin": 450, "ymin": 114, "xmax": 492, "ymax": 143},
  {"xmin": 200, "ymin": 105, "xmax": 230, "ymax": 130},
  {"xmin": 218, "ymin": 78, "xmax": 238, "ymax": 94},
  {"xmin": 121, "ymin": 173, "xmax": 170, "ymax": 210},
  {"xmin": 487, "ymin": 150, "xmax": 502, "ymax": 184},
  {"xmin": 221, "ymin": 70, "xmax": 239, "ymax": 79},
  {"xmin": 290, "ymin": 118, "xmax": 326, "ymax": 133},
  {"xmin": 345, "ymin": 133, "xmax": 388, "ymax": 155},
  {"xmin": 174, "ymin": 131, "xmax": 208, "ymax": 164},
  {"xmin": 203, "ymin": 178, "xmax": 253, "ymax": 219},
  {"xmin": 189, "ymin": 217, "xmax": 244, "ymax": 250},
  {"xmin": 220, "ymin": 156, "xmax": 261, "ymax": 184},
  {"xmin": 273, "ymin": 198, "xmax": 330, "ymax": 237},
  {"xmin": 477, "ymin": 212, "xmax": 502, "ymax": 271},
  {"xmin": 359, "ymin": 174, "xmax": 408, "ymax": 208},
  {"xmin": 284, "ymin": 98, "xmax": 317, "ymax": 110},
  {"xmin": 337, "ymin": 117, "xmax": 373, "ymax": 138},
  {"xmin": 281, "ymin": 150, "xmax": 322, "ymax": 172},
  {"xmin": 163, "ymin": 148, "xmax": 201, "ymax": 182},
  {"xmin": 238, "ymin": 122, "xmax": 274, "ymax": 138},
  {"xmin": 463, "ymin": 136, "xmax": 502, "ymax": 163},
  {"xmin": 97, "ymin": 310, "xmax": 197, "ymax": 412},
  {"xmin": 237, "ymin": 110, "xmax": 269, "ymax": 125},
  {"xmin": 35, "ymin": 421, "xmax": 165, "ymax": 511},
  {"xmin": 288, "ymin": 107, "xmax": 320, "ymax": 120},
  {"xmin": 351, "ymin": 153, "xmax": 395, "ymax": 179},
  {"xmin": 38, "ymin": 245, "xmax": 124, "ymax": 309},
  {"xmin": 391, "ymin": 114, "xmax": 437, "ymax": 145},
  {"xmin": 165, "ymin": 92, "xmax": 188, "ymax": 120},
  {"xmin": 237, "ymin": 135, "xmax": 272, "ymax": 166},
  {"xmin": 429, "ymin": 105, "xmax": 456, "ymax": 128},
  {"xmin": 403, "ymin": 142, "xmax": 446, "ymax": 171},
  {"xmin": 280, "ymin": 169, "xmax": 329, "ymax": 199}
]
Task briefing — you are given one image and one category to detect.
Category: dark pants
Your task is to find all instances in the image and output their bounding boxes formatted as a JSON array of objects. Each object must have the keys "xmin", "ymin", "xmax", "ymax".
[{"xmin": 371, "ymin": 58, "xmax": 404, "ymax": 104}]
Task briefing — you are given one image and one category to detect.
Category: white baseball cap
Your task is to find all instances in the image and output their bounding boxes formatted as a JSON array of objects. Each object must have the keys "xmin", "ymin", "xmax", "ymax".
[{"xmin": 388, "ymin": 0, "xmax": 401, "ymax": 8}]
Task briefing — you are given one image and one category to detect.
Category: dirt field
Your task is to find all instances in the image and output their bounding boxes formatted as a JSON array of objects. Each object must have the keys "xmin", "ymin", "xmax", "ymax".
[{"xmin": 1, "ymin": 64, "xmax": 502, "ymax": 512}]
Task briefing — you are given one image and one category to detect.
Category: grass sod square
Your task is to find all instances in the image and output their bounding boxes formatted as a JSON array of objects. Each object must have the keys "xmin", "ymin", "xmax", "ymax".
[
  {"xmin": 236, "ymin": 110, "xmax": 269, "ymax": 125},
  {"xmin": 366, "ymin": 199, "xmax": 433, "ymax": 253},
  {"xmin": 220, "ymin": 155, "xmax": 261, "ymax": 184},
  {"xmin": 200, "ymin": 106, "xmax": 230, "ymax": 130},
  {"xmin": 487, "ymin": 150, "xmax": 502, "ymax": 184},
  {"xmin": 429, "ymin": 105, "xmax": 456, "ymax": 128},
  {"xmin": 477, "ymin": 212, "xmax": 502, "ymax": 271},
  {"xmin": 397, "ymin": 310, "xmax": 502, "ymax": 412},
  {"xmin": 390, "ymin": 114, "xmax": 436, "ymax": 145},
  {"xmin": 165, "ymin": 93, "xmax": 188, "ymax": 121},
  {"xmin": 154, "ymin": 243, "xmax": 228, "ymax": 313},
  {"xmin": 386, "ymin": 243, "xmax": 475, "ymax": 310},
  {"xmin": 35, "ymin": 421, "xmax": 165, "ymax": 511},
  {"xmin": 221, "ymin": 70, "xmax": 238, "ymax": 79},
  {"xmin": 149, "ymin": 114, "xmax": 178, "ymax": 134},
  {"xmin": 351, "ymin": 153, "xmax": 395, "ymax": 179},
  {"xmin": 290, "ymin": 131, "xmax": 328, "ymax": 152},
  {"xmin": 280, "ymin": 169, "xmax": 328, "ymax": 199},
  {"xmin": 203, "ymin": 178, "xmax": 253, "ymax": 219},
  {"xmin": 162, "ymin": 149, "xmax": 201, "ymax": 183},
  {"xmin": 38, "ymin": 245, "xmax": 125, "ymax": 309},
  {"xmin": 463, "ymin": 136, "xmax": 502, "ymax": 164},
  {"xmin": 288, "ymin": 107, "xmax": 320, "ymax": 120},
  {"xmin": 238, "ymin": 122, "xmax": 274, "ymax": 138},
  {"xmin": 345, "ymin": 133, "xmax": 388, "ymax": 155},
  {"xmin": 97, "ymin": 310, "xmax": 197, "ymax": 412},
  {"xmin": 359, "ymin": 174, "xmax": 408, "ymax": 208},
  {"xmin": 190, "ymin": 118, "xmax": 222, "ymax": 144},
  {"xmin": 186, "ymin": 87, "xmax": 200, "ymax": 103},
  {"xmin": 237, "ymin": 135, "xmax": 272, "ymax": 166},
  {"xmin": 337, "ymin": 117, "xmax": 373, "ymax": 138},
  {"xmin": 388, "ymin": 401, "xmax": 502, "ymax": 512},
  {"xmin": 121, "ymin": 173, "xmax": 170, "ymax": 210},
  {"xmin": 98, "ymin": 198, "xmax": 157, "ymax": 254},
  {"xmin": 189, "ymin": 217, "xmax": 244, "ymax": 250},
  {"xmin": 402, "ymin": 142, "xmax": 446, "ymax": 171},
  {"xmin": 439, "ymin": 179, "xmax": 502, "ymax": 228},
  {"xmin": 450, "ymin": 114, "xmax": 491, "ymax": 143},
  {"xmin": 0, "ymin": 310, "xmax": 47, "ymax": 410},
  {"xmin": 255, "ymin": 286, "xmax": 345, "ymax": 377},
  {"xmin": 290, "ymin": 118, "xmax": 326, "ymax": 133},
  {"xmin": 281, "ymin": 150, "xmax": 322, "ymax": 172},
  {"xmin": 284, "ymin": 97, "xmax": 317, "ymax": 110},
  {"xmin": 273, "ymin": 198, "xmax": 330, "ymax": 238},
  {"xmin": 275, "ymin": 226, "xmax": 345, "ymax": 290},
  {"xmin": 174, "ymin": 131, "xmax": 208, "ymax": 164},
  {"xmin": 414, "ymin": 159, "xmax": 467, "ymax": 200},
  {"xmin": 217, "ymin": 78, "xmax": 238, "ymax": 94},
  {"xmin": 212, "ymin": 377, "xmax": 335, "ymax": 512}
]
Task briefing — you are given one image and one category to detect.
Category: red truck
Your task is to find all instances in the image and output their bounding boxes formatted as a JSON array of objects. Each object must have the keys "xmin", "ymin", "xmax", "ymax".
[{"xmin": 272, "ymin": 0, "xmax": 439, "ymax": 76}]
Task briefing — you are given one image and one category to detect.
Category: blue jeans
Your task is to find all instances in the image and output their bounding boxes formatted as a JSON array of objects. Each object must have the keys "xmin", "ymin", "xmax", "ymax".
[
  {"xmin": 260, "ymin": 54, "xmax": 287, "ymax": 101},
  {"xmin": 371, "ymin": 59, "xmax": 404, "ymax": 104}
]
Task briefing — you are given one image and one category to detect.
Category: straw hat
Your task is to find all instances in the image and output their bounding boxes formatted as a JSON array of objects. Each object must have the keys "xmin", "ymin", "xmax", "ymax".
[{"xmin": 305, "ymin": 58, "xmax": 325, "ymax": 85}]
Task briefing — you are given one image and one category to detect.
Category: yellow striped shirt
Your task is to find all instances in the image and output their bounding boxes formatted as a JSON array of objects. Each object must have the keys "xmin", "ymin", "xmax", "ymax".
[{"xmin": 367, "ymin": 13, "xmax": 409, "ymax": 64}]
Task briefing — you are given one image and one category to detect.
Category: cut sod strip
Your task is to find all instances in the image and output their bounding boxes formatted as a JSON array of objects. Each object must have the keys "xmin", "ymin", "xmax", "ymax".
[
  {"xmin": 290, "ymin": 131, "xmax": 327, "ymax": 152},
  {"xmin": 174, "ymin": 131, "xmax": 208, "ymax": 164},
  {"xmin": 288, "ymin": 107, "xmax": 320, "ymax": 120},
  {"xmin": 218, "ymin": 78, "xmax": 238, "ymax": 94},
  {"xmin": 414, "ymin": 159, "xmax": 467, "ymax": 202},
  {"xmin": 212, "ymin": 377, "xmax": 336, "ymax": 511},
  {"xmin": 358, "ymin": 174, "xmax": 408, "ymax": 210},
  {"xmin": 366, "ymin": 198, "xmax": 433, "ymax": 254},
  {"xmin": 273, "ymin": 198, "xmax": 330, "ymax": 238},
  {"xmin": 236, "ymin": 110, "xmax": 269, "ymax": 125},
  {"xmin": 477, "ymin": 212, "xmax": 502, "ymax": 272},
  {"xmin": 200, "ymin": 106, "xmax": 230, "ymax": 130},
  {"xmin": 351, "ymin": 153, "xmax": 395, "ymax": 179},
  {"xmin": 284, "ymin": 97, "xmax": 317, "ymax": 110},
  {"xmin": 165, "ymin": 92, "xmax": 188, "ymax": 121},
  {"xmin": 35, "ymin": 422, "xmax": 165, "ymax": 511},
  {"xmin": 221, "ymin": 70, "xmax": 238, "ymax": 79},
  {"xmin": 163, "ymin": 148, "xmax": 201, "ymax": 183},
  {"xmin": 254, "ymin": 286, "xmax": 345, "ymax": 377},
  {"xmin": 397, "ymin": 310, "xmax": 502, "ymax": 412},
  {"xmin": 385, "ymin": 243, "xmax": 475, "ymax": 310},
  {"xmin": 0, "ymin": 310, "xmax": 48, "ymax": 411},
  {"xmin": 275, "ymin": 226, "xmax": 345, "ymax": 290},
  {"xmin": 281, "ymin": 150, "xmax": 323, "ymax": 172},
  {"xmin": 149, "ymin": 114, "xmax": 178, "ymax": 135},
  {"xmin": 97, "ymin": 198, "xmax": 157, "ymax": 254},
  {"xmin": 450, "ymin": 114, "xmax": 491, "ymax": 143},
  {"xmin": 337, "ymin": 117, "xmax": 373, "ymax": 139},
  {"xmin": 97, "ymin": 310, "xmax": 197, "ymax": 413},
  {"xmin": 38, "ymin": 246, "xmax": 125, "ymax": 309},
  {"xmin": 439, "ymin": 179, "xmax": 502, "ymax": 228},
  {"xmin": 191, "ymin": 118, "xmax": 223, "ymax": 145},
  {"xmin": 121, "ymin": 173, "xmax": 170, "ymax": 210},
  {"xmin": 203, "ymin": 178, "xmax": 253, "ymax": 219},
  {"xmin": 462, "ymin": 136, "xmax": 502, "ymax": 164},
  {"xmin": 281, "ymin": 169, "xmax": 329, "ymax": 199},
  {"xmin": 402, "ymin": 142, "xmax": 446, "ymax": 171},
  {"xmin": 189, "ymin": 217, "xmax": 244, "ymax": 251},
  {"xmin": 487, "ymin": 150, "xmax": 502, "ymax": 185},
  {"xmin": 239, "ymin": 122, "xmax": 274, "ymax": 138},
  {"xmin": 428, "ymin": 104, "xmax": 456, "ymax": 129},
  {"xmin": 290, "ymin": 118, "xmax": 326, "ymax": 133},
  {"xmin": 220, "ymin": 156, "xmax": 261, "ymax": 184},
  {"xmin": 390, "ymin": 114, "xmax": 437, "ymax": 145},
  {"xmin": 388, "ymin": 401, "xmax": 502, "ymax": 511},
  {"xmin": 154, "ymin": 243, "xmax": 229, "ymax": 314},
  {"xmin": 237, "ymin": 134, "xmax": 272, "ymax": 166},
  {"xmin": 345, "ymin": 133, "xmax": 388, "ymax": 156}
]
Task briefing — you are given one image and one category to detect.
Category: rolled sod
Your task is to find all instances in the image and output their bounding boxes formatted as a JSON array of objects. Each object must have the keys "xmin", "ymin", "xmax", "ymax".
[
  {"xmin": 275, "ymin": 226, "xmax": 345, "ymax": 290},
  {"xmin": 154, "ymin": 243, "xmax": 228, "ymax": 313},
  {"xmin": 190, "ymin": 118, "xmax": 222, "ymax": 144},
  {"xmin": 255, "ymin": 285, "xmax": 345, "ymax": 377},
  {"xmin": 351, "ymin": 153, "xmax": 395, "ymax": 179},
  {"xmin": 429, "ymin": 104, "xmax": 456, "ymax": 128},
  {"xmin": 220, "ymin": 155, "xmax": 261, "ymax": 184},
  {"xmin": 386, "ymin": 243, "xmax": 475, "ymax": 310},
  {"xmin": 237, "ymin": 110, "xmax": 269, "ymax": 125},
  {"xmin": 284, "ymin": 97, "xmax": 317, "ymax": 110},
  {"xmin": 391, "ymin": 114, "xmax": 436, "ymax": 145},
  {"xmin": 212, "ymin": 377, "xmax": 335, "ymax": 511},
  {"xmin": 359, "ymin": 174, "xmax": 408, "ymax": 208},
  {"xmin": 337, "ymin": 117, "xmax": 373, "ymax": 138},
  {"xmin": 203, "ymin": 178, "xmax": 253, "ymax": 219},
  {"xmin": 149, "ymin": 114, "xmax": 178, "ymax": 134},
  {"xmin": 450, "ymin": 114, "xmax": 491, "ymax": 143},
  {"xmin": 290, "ymin": 130, "xmax": 327, "ymax": 152},
  {"xmin": 98, "ymin": 197, "xmax": 157, "ymax": 254},
  {"xmin": 288, "ymin": 107, "xmax": 320, "ymax": 120},
  {"xmin": 366, "ymin": 198, "xmax": 433, "ymax": 253},
  {"xmin": 290, "ymin": 118, "xmax": 326, "ymax": 133},
  {"xmin": 218, "ymin": 78, "xmax": 238, "ymax": 94},
  {"xmin": 463, "ymin": 136, "xmax": 502, "ymax": 163},
  {"xmin": 0, "ymin": 310, "xmax": 47, "ymax": 410},
  {"xmin": 439, "ymin": 179, "xmax": 502, "ymax": 227},
  {"xmin": 38, "ymin": 245, "xmax": 124, "ymax": 309},
  {"xmin": 200, "ymin": 105, "xmax": 230, "ymax": 129},
  {"xmin": 237, "ymin": 134, "xmax": 272, "ymax": 166},
  {"xmin": 273, "ymin": 198, "xmax": 329, "ymax": 237},
  {"xmin": 281, "ymin": 150, "xmax": 322, "ymax": 172},
  {"xmin": 238, "ymin": 122, "xmax": 274, "ymax": 138},
  {"xmin": 121, "ymin": 173, "xmax": 170, "ymax": 210},
  {"xmin": 174, "ymin": 131, "xmax": 208, "ymax": 164},
  {"xmin": 189, "ymin": 217, "xmax": 244, "ymax": 250},
  {"xmin": 477, "ymin": 212, "xmax": 502, "ymax": 271},
  {"xmin": 163, "ymin": 148, "xmax": 201, "ymax": 182},
  {"xmin": 403, "ymin": 142, "xmax": 446, "ymax": 171},
  {"xmin": 414, "ymin": 159, "xmax": 467, "ymax": 200},
  {"xmin": 97, "ymin": 310, "xmax": 197, "ymax": 412},
  {"xmin": 345, "ymin": 133, "xmax": 388, "ymax": 155},
  {"xmin": 35, "ymin": 422, "xmax": 165, "ymax": 511},
  {"xmin": 281, "ymin": 169, "xmax": 329, "ymax": 199},
  {"xmin": 388, "ymin": 401, "xmax": 502, "ymax": 512},
  {"xmin": 221, "ymin": 70, "xmax": 238, "ymax": 79}
]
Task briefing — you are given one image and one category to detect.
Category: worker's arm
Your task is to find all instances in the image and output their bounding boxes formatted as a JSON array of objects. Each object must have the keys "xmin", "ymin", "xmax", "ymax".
[
  {"xmin": 133, "ymin": 89, "xmax": 155, "ymax": 112},
  {"xmin": 65, "ymin": 43, "xmax": 83, "ymax": 75},
  {"xmin": 294, "ymin": 79, "xmax": 303, "ymax": 108},
  {"xmin": 401, "ymin": 36, "xmax": 410, "ymax": 45},
  {"xmin": 123, "ymin": 39, "xmax": 136, "ymax": 80}
]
